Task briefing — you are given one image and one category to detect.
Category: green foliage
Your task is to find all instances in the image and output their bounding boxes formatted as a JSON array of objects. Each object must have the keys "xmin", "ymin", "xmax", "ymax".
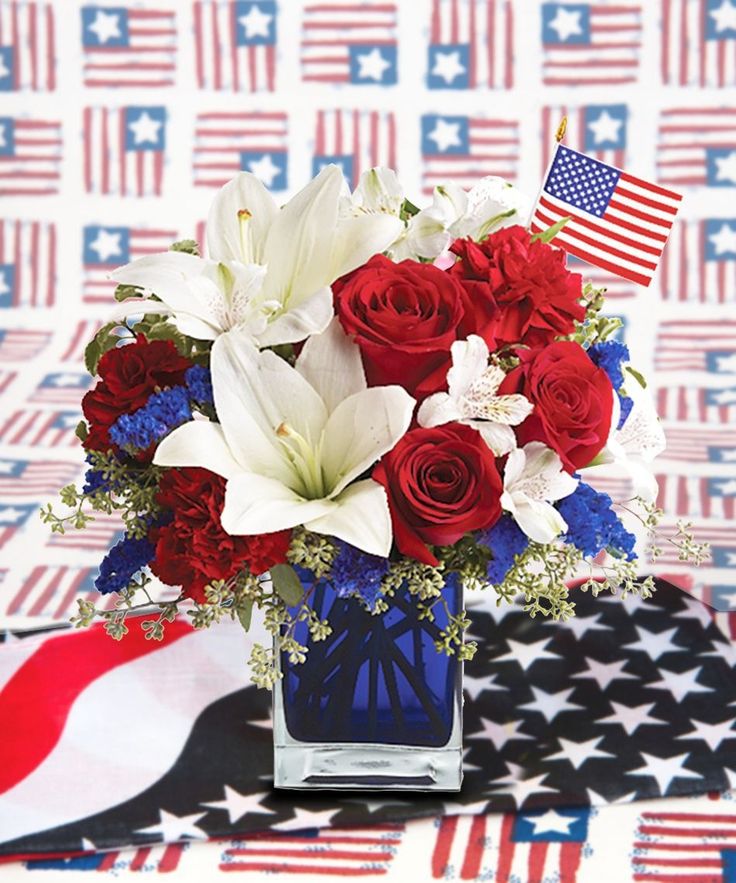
[
  {"xmin": 530, "ymin": 216, "xmax": 570, "ymax": 244},
  {"xmin": 169, "ymin": 239, "xmax": 200, "ymax": 255},
  {"xmin": 270, "ymin": 563, "xmax": 305, "ymax": 606},
  {"xmin": 84, "ymin": 322, "xmax": 129, "ymax": 375},
  {"xmin": 399, "ymin": 198, "xmax": 420, "ymax": 220},
  {"xmin": 287, "ymin": 527, "xmax": 336, "ymax": 578}
]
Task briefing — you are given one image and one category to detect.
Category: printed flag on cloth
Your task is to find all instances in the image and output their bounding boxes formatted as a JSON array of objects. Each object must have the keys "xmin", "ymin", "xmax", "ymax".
[
  {"xmin": 80, "ymin": 5, "xmax": 177, "ymax": 88},
  {"xmin": 0, "ymin": 220, "xmax": 56, "ymax": 309},
  {"xmin": 0, "ymin": 116, "xmax": 62, "ymax": 197},
  {"xmin": 0, "ymin": 1, "xmax": 55, "ymax": 92},
  {"xmin": 529, "ymin": 143, "xmax": 682, "ymax": 287},
  {"xmin": 313, "ymin": 109, "xmax": 396, "ymax": 189},
  {"xmin": 657, "ymin": 107, "xmax": 736, "ymax": 187},
  {"xmin": 660, "ymin": 219, "xmax": 736, "ymax": 304},
  {"xmin": 541, "ymin": 104, "xmax": 628, "ymax": 173},
  {"xmin": 662, "ymin": 0, "xmax": 736, "ymax": 87}
]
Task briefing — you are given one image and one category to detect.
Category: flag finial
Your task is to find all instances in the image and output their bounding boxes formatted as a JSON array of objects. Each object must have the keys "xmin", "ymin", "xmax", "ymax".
[{"xmin": 555, "ymin": 116, "xmax": 568, "ymax": 143}]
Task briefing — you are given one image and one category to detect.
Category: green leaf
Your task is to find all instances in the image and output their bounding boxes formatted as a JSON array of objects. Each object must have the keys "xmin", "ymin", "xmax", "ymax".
[
  {"xmin": 625, "ymin": 365, "xmax": 647, "ymax": 389},
  {"xmin": 400, "ymin": 198, "xmax": 420, "ymax": 220},
  {"xmin": 531, "ymin": 216, "xmax": 570, "ymax": 244},
  {"xmin": 74, "ymin": 420, "xmax": 88, "ymax": 443},
  {"xmin": 237, "ymin": 598, "xmax": 254, "ymax": 632},
  {"xmin": 84, "ymin": 321, "xmax": 120, "ymax": 376},
  {"xmin": 270, "ymin": 563, "xmax": 304, "ymax": 607},
  {"xmin": 169, "ymin": 238, "xmax": 200, "ymax": 256},
  {"xmin": 114, "ymin": 283, "xmax": 142, "ymax": 303}
]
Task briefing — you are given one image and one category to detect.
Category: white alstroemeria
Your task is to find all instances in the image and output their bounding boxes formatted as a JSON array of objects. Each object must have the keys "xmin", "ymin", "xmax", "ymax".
[
  {"xmin": 580, "ymin": 372, "xmax": 666, "ymax": 502},
  {"xmin": 394, "ymin": 176, "xmax": 530, "ymax": 261},
  {"xmin": 153, "ymin": 320, "xmax": 415, "ymax": 557},
  {"xmin": 417, "ymin": 335, "xmax": 533, "ymax": 455},
  {"xmin": 501, "ymin": 443, "xmax": 579, "ymax": 544},
  {"xmin": 110, "ymin": 165, "xmax": 402, "ymax": 348},
  {"xmin": 349, "ymin": 167, "xmax": 406, "ymax": 218}
]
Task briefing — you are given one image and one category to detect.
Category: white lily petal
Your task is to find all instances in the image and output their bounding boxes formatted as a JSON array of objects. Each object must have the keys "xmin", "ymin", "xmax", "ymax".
[
  {"xmin": 403, "ymin": 209, "xmax": 451, "ymax": 259},
  {"xmin": 296, "ymin": 317, "xmax": 366, "ymax": 413},
  {"xmin": 169, "ymin": 314, "xmax": 221, "ymax": 341},
  {"xmin": 352, "ymin": 167, "xmax": 404, "ymax": 216},
  {"xmin": 206, "ymin": 172, "xmax": 278, "ymax": 263},
  {"xmin": 475, "ymin": 421, "xmax": 517, "ymax": 456},
  {"xmin": 322, "ymin": 386, "xmax": 415, "ymax": 497},
  {"xmin": 261, "ymin": 164, "xmax": 344, "ymax": 307},
  {"xmin": 221, "ymin": 474, "xmax": 335, "ymax": 535},
  {"xmin": 305, "ymin": 479, "xmax": 392, "ymax": 557},
  {"xmin": 503, "ymin": 446, "xmax": 525, "ymax": 487},
  {"xmin": 254, "ymin": 286, "xmax": 334, "ymax": 348},
  {"xmin": 447, "ymin": 335, "xmax": 490, "ymax": 399},
  {"xmin": 506, "ymin": 494, "xmax": 569, "ymax": 544},
  {"xmin": 417, "ymin": 392, "xmax": 464, "ymax": 429},
  {"xmin": 211, "ymin": 332, "xmax": 327, "ymax": 479},
  {"xmin": 153, "ymin": 421, "xmax": 243, "ymax": 478},
  {"xmin": 330, "ymin": 213, "xmax": 405, "ymax": 280}
]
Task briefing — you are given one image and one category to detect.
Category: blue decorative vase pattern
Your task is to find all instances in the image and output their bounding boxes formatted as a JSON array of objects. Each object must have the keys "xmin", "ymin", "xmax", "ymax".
[{"xmin": 273, "ymin": 576, "xmax": 464, "ymax": 791}]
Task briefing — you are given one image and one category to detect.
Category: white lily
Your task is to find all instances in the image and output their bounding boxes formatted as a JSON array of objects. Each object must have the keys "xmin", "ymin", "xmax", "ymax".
[
  {"xmin": 394, "ymin": 176, "xmax": 529, "ymax": 261},
  {"xmin": 110, "ymin": 165, "xmax": 401, "ymax": 348},
  {"xmin": 501, "ymin": 443, "xmax": 579, "ymax": 543},
  {"xmin": 417, "ymin": 335, "xmax": 533, "ymax": 455},
  {"xmin": 580, "ymin": 372, "xmax": 666, "ymax": 502},
  {"xmin": 153, "ymin": 320, "xmax": 415, "ymax": 557}
]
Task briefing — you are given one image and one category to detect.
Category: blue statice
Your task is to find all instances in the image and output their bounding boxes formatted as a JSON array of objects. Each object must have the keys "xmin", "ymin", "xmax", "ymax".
[
  {"xmin": 330, "ymin": 541, "xmax": 390, "ymax": 610},
  {"xmin": 589, "ymin": 340, "xmax": 632, "ymax": 429},
  {"xmin": 186, "ymin": 364, "xmax": 214, "ymax": 405},
  {"xmin": 95, "ymin": 535, "xmax": 155, "ymax": 594},
  {"xmin": 479, "ymin": 516, "xmax": 530, "ymax": 585},
  {"xmin": 109, "ymin": 386, "xmax": 192, "ymax": 451},
  {"xmin": 82, "ymin": 453, "xmax": 122, "ymax": 495},
  {"xmin": 558, "ymin": 481, "xmax": 636, "ymax": 561}
]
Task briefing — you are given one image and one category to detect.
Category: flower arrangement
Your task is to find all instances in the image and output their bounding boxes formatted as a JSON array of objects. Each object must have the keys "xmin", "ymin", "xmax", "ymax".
[{"xmin": 43, "ymin": 166, "xmax": 708, "ymax": 687}]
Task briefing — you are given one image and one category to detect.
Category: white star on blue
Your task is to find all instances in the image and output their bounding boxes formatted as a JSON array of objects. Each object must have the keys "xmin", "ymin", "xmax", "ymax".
[{"xmin": 544, "ymin": 145, "xmax": 620, "ymax": 218}]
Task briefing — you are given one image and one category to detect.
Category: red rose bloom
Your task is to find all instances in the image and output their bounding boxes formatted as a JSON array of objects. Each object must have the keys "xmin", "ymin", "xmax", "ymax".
[
  {"xmin": 82, "ymin": 335, "xmax": 192, "ymax": 451},
  {"xmin": 373, "ymin": 423, "xmax": 503, "ymax": 566},
  {"xmin": 500, "ymin": 341, "xmax": 614, "ymax": 472},
  {"xmin": 448, "ymin": 225, "xmax": 586, "ymax": 349},
  {"xmin": 332, "ymin": 254, "xmax": 497, "ymax": 398},
  {"xmin": 150, "ymin": 468, "xmax": 291, "ymax": 603}
]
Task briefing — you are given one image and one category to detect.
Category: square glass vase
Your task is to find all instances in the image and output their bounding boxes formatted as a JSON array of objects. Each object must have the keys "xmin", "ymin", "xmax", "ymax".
[{"xmin": 273, "ymin": 576, "xmax": 463, "ymax": 791}]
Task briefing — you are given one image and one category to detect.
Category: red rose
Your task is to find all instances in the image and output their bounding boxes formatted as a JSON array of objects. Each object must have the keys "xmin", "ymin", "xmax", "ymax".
[
  {"xmin": 448, "ymin": 226, "xmax": 585, "ymax": 349},
  {"xmin": 332, "ymin": 254, "xmax": 496, "ymax": 398},
  {"xmin": 373, "ymin": 423, "xmax": 503, "ymax": 566},
  {"xmin": 82, "ymin": 335, "xmax": 192, "ymax": 451},
  {"xmin": 150, "ymin": 468, "xmax": 291, "ymax": 603},
  {"xmin": 500, "ymin": 341, "xmax": 614, "ymax": 472}
]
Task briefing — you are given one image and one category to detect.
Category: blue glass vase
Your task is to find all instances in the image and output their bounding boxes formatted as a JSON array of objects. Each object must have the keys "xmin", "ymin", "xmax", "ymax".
[{"xmin": 273, "ymin": 576, "xmax": 463, "ymax": 791}]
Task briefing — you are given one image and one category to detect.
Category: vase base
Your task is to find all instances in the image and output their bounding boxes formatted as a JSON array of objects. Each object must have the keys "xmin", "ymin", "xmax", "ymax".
[{"xmin": 273, "ymin": 741, "xmax": 463, "ymax": 791}]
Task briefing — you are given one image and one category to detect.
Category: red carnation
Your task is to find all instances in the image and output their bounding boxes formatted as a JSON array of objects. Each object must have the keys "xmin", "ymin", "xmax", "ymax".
[
  {"xmin": 500, "ymin": 341, "xmax": 614, "ymax": 472},
  {"xmin": 332, "ymin": 254, "xmax": 497, "ymax": 399},
  {"xmin": 82, "ymin": 335, "xmax": 192, "ymax": 452},
  {"xmin": 373, "ymin": 423, "xmax": 503, "ymax": 566},
  {"xmin": 150, "ymin": 467, "xmax": 291, "ymax": 603},
  {"xmin": 448, "ymin": 225, "xmax": 586, "ymax": 349}
]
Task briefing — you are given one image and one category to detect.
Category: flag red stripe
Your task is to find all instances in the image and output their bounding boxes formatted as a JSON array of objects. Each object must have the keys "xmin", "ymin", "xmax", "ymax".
[
  {"xmin": 619, "ymin": 170, "xmax": 683, "ymax": 201},
  {"xmin": 614, "ymin": 184, "xmax": 679, "ymax": 214},
  {"xmin": 460, "ymin": 815, "xmax": 486, "ymax": 879},
  {"xmin": 431, "ymin": 816, "xmax": 458, "ymax": 878},
  {"xmin": 607, "ymin": 198, "xmax": 675, "ymax": 228},
  {"xmin": 219, "ymin": 864, "xmax": 388, "ymax": 876}
]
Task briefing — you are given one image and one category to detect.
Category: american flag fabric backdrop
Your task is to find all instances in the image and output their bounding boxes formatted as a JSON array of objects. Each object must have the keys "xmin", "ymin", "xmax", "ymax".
[{"xmin": 0, "ymin": 0, "xmax": 735, "ymax": 877}]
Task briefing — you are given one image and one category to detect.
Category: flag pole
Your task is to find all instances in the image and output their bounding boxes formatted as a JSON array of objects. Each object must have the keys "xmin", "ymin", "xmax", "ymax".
[
  {"xmin": 526, "ymin": 117, "xmax": 567, "ymax": 228},
  {"xmin": 555, "ymin": 115, "xmax": 568, "ymax": 143}
]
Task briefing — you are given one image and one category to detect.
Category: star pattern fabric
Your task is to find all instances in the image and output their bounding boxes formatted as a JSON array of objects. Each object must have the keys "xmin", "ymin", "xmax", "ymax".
[{"xmin": 2, "ymin": 580, "xmax": 736, "ymax": 858}]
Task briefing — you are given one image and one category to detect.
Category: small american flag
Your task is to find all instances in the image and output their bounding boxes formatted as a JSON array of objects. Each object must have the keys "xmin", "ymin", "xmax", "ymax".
[
  {"xmin": 427, "ymin": 0, "xmax": 513, "ymax": 90},
  {"xmin": 61, "ymin": 320, "xmax": 103, "ymax": 364},
  {"xmin": 420, "ymin": 113, "xmax": 519, "ymax": 196},
  {"xmin": 0, "ymin": 459, "xmax": 81, "ymax": 501},
  {"xmin": 541, "ymin": 104, "xmax": 628, "ymax": 175},
  {"xmin": 28, "ymin": 373, "xmax": 92, "ymax": 406},
  {"xmin": 632, "ymin": 808, "xmax": 736, "ymax": 880},
  {"xmin": 194, "ymin": 0, "xmax": 277, "ymax": 92},
  {"xmin": 530, "ymin": 144, "xmax": 682, "ymax": 288},
  {"xmin": 0, "ymin": 328, "xmax": 51, "ymax": 362},
  {"xmin": 655, "ymin": 319, "xmax": 736, "ymax": 373},
  {"xmin": 0, "ymin": 1, "xmax": 55, "ymax": 92},
  {"xmin": 301, "ymin": 0, "xmax": 398, "ymax": 85},
  {"xmin": 82, "ymin": 224, "xmax": 176, "ymax": 304},
  {"xmin": 658, "ymin": 385, "xmax": 736, "ymax": 424},
  {"xmin": 432, "ymin": 811, "xmax": 589, "ymax": 882},
  {"xmin": 0, "ymin": 115, "xmax": 61, "ymax": 196},
  {"xmin": 46, "ymin": 510, "xmax": 125, "ymax": 553},
  {"xmin": 219, "ymin": 825, "xmax": 403, "ymax": 875},
  {"xmin": 27, "ymin": 844, "xmax": 186, "ymax": 873},
  {"xmin": 540, "ymin": 2, "xmax": 642, "ymax": 86},
  {"xmin": 662, "ymin": 0, "xmax": 736, "ymax": 87},
  {"xmin": 2, "ymin": 564, "xmax": 96, "ymax": 620},
  {"xmin": 0, "ymin": 410, "xmax": 81, "ymax": 448},
  {"xmin": 193, "ymin": 110, "xmax": 287, "ymax": 190},
  {"xmin": 313, "ymin": 109, "xmax": 396, "ymax": 189},
  {"xmin": 660, "ymin": 421, "xmax": 736, "ymax": 463},
  {"xmin": 0, "ymin": 503, "xmax": 35, "ymax": 551},
  {"xmin": 660, "ymin": 219, "xmax": 736, "ymax": 304},
  {"xmin": 657, "ymin": 471, "xmax": 736, "ymax": 520},
  {"xmin": 80, "ymin": 5, "xmax": 177, "ymax": 88},
  {"xmin": 83, "ymin": 105, "xmax": 166, "ymax": 197},
  {"xmin": 0, "ymin": 220, "xmax": 56, "ymax": 309},
  {"xmin": 657, "ymin": 107, "xmax": 736, "ymax": 187}
]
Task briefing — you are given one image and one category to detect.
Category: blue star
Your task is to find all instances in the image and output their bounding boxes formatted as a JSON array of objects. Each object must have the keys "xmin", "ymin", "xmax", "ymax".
[
  {"xmin": 0, "ymin": 47, "xmax": 15, "ymax": 91},
  {"xmin": 705, "ymin": 0, "xmax": 736, "ymax": 39},
  {"xmin": 234, "ymin": 1, "xmax": 277, "ymax": 46},
  {"xmin": 83, "ymin": 226, "xmax": 131, "ymax": 265},
  {"xmin": 81, "ymin": 7, "xmax": 129, "ymax": 47},
  {"xmin": 427, "ymin": 44, "xmax": 470, "ymax": 89},
  {"xmin": 707, "ymin": 147, "xmax": 736, "ymax": 187},
  {"xmin": 124, "ymin": 107, "xmax": 166, "ymax": 152},
  {"xmin": 240, "ymin": 151, "xmax": 287, "ymax": 190},
  {"xmin": 513, "ymin": 807, "xmax": 590, "ymax": 842},
  {"xmin": 0, "ymin": 117, "xmax": 15, "ymax": 157},
  {"xmin": 421, "ymin": 115, "xmax": 469, "ymax": 155},
  {"xmin": 312, "ymin": 154, "xmax": 354, "ymax": 188},
  {"xmin": 584, "ymin": 104, "xmax": 628, "ymax": 150},
  {"xmin": 348, "ymin": 44, "xmax": 397, "ymax": 85},
  {"xmin": 542, "ymin": 3, "xmax": 590, "ymax": 44},
  {"xmin": 0, "ymin": 264, "xmax": 15, "ymax": 308}
]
